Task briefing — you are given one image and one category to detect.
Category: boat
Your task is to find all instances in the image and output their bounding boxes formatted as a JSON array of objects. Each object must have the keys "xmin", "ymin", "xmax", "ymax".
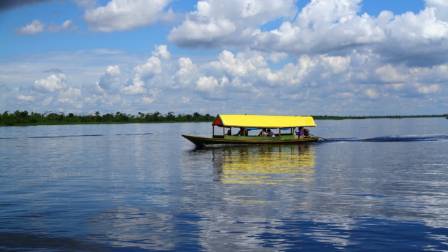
[{"xmin": 182, "ymin": 114, "xmax": 319, "ymax": 147}]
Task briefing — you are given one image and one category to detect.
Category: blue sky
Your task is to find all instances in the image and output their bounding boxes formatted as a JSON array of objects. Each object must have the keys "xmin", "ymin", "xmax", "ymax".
[{"xmin": 1, "ymin": 0, "xmax": 447, "ymax": 115}]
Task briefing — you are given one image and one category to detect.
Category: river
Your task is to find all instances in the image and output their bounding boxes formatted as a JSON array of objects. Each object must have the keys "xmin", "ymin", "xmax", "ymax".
[{"xmin": 0, "ymin": 118, "xmax": 447, "ymax": 251}]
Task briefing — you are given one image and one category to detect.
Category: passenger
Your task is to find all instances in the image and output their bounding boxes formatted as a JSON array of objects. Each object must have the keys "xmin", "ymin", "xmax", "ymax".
[
  {"xmin": 304, "ymin": 128, "xmax": 310, "ymax": 137},
  {"xmin": 296, "ymin": 127, "xmax": 304, "ymax": 137},
  {"xmin": 267, "ymin": 129, "xmax": 274, "ymax": 137},
  {"xmin": 258, "ymin": 128, "xmax": 268, "ymax": 136},
  {"xmin": 237, "ymin": 127, "xmax": 246, "ymax": 136},
  {"xmin": 235, "ymin": 128, "xmax": 241, "ymax": 136},
  {"xmin": 226, "ymin": 129, "xmax": 231, "ymax": 135}
]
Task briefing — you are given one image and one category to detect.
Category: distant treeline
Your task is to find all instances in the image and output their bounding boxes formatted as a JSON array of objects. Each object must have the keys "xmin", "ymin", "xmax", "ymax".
[
  {"xmin": 0, "ymin": 111, "xmax": 214, "ymax": 126},
  {"xmin": 314, "ymin": 114, "xmax": 448, "ymax": 120},
  {"xmin": 0, "ymin": 110, "xmax": 446, "ymax": 126}
]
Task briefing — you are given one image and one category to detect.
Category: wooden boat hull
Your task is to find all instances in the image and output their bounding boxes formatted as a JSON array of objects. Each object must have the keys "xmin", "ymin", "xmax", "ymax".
[{"xmin": 182, "ymin": 134, "xmax": 319, "ymax": 147}]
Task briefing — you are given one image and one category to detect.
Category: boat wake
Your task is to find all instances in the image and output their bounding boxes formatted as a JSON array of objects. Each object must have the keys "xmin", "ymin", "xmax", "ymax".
[
  {"xmin": 0, "ymin": 132, "xmax": 152, "ymax": 140},
  {"xmin": 321, "ymin": 134, "xmax": 448, "ymax": 143},
  {"xmin": 28, "ymin": 134, "xmax": 103, "ymax": 139},
  {"xmin": 115, "ymin": 132, "xmax": 153, "ymax": 136}
]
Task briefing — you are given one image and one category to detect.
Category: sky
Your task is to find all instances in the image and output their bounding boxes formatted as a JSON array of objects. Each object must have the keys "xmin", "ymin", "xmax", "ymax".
[{"xmin": 0, "ymin": 0, "xmax": 447, "ymax": 115}]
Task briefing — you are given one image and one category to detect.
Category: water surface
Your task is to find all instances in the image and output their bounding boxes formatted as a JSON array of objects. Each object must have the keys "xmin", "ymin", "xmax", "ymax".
[{"xmin": 0, "ymin": 118, "xmax": 447, "ymax": 251}]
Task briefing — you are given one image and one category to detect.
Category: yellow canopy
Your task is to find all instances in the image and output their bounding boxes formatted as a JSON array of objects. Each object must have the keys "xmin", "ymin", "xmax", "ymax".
[{"xmin": 212, "ymin": 114, "xmax": 316, "ymax": 128}]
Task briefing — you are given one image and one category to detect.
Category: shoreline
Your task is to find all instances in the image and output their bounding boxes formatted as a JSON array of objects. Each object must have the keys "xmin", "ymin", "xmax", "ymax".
[
  {"xmin": 314, "ymin": 115, "xmax": 447, "ymax": 120},
  {"xmin": 1, "ymin": 114, "xmax": 446, "ymax": 127}
]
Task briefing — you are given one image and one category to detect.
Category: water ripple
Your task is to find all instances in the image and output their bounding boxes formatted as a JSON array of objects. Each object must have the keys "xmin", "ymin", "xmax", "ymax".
[{"xmin": 322, "ymin": 134, "xmax": 448, "ymax": 143}]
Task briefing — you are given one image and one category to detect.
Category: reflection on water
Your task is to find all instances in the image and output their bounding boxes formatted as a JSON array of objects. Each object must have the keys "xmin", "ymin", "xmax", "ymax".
[
  {"xmin": 89, "ymin": 207, "xmax": 176, "ymax": 250},
  {"xmin": 212, "ymin": 145, "xmax": 315, "ymax": 185},
  {"xmin": 186, "ymin": 145, "xmax": 318, "ymax": 251}
]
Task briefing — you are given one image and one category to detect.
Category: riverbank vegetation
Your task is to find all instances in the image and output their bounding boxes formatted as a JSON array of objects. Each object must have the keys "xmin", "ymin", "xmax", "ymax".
[
  {"xmin": 313, "ymin": 115, "xmax": 447, "ymax": 120},
  {"xmin": 0, "ymin": 111, "xmax": 214, "ymax": 126},
  {"xmin": 0, "ymin": 111, "xmax": 447, "ymax": 126}
]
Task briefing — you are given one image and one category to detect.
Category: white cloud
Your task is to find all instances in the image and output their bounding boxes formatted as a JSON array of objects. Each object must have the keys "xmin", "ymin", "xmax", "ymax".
[
  {"xmin": 379, "ymin": 7, "xmax": 448, "ymax": 66},
  {"xmin": 16, "ymin": 95, "xmax": 35, "ymax": 102},
  {"xmin": 375, "ymin": 65, "xmax": 406, "ymax": 83},
  {"xmin": 365, "ymin": 88, "xmax": 379, "ymax": 99},
  {"xmin": 169, "ymin": 0, "xmax": 296, "ymax": 47},
  {"xmin": 196, "ymin": 76, "xmax": 220, "ymax": 92},
  {"xmin": 142, "ymin": 96, "xmax": 155, "ymax": 104},
  {"xmin": 59, "ymin": 87, "xmax": 82, "ymax": 104},
  {"xmin": 62, "ymin": 20, "xmax": 73, "ymax": 29},
  {"xmin": 181, "ymin": 96, "xmax": 191, "ymax": 104},
  {"xmin": 106, "ymin": 65, "xmax": 121, "ymax": 76},
  {"xmin": 4, "ymin": 45, "xmax": 448, "ymax": 115},
  {"xmin": 19, "ymin": 19, "xmax": 75, "ymax": 34},
  {"xmin": 210, "ymin": 50, "xmax": 266, "ymax": 77},
  {"xmin": 254, "ymin": 54, "xmax": 351, "ymax": 87},
  {"xmin": 260, "ymin": 1, "xmax": 448, "ymax": 66},
  {"xmin": 122, "ymin": 45, "xmax": 171, "ymax": 94},
  {"xmin": 169, "ymin": 18, "xmax": 237, "ymax": 47},
  {"xmin": 153, "ymin": 45, "xmax": 171, "ymax": 60},
  {"xmin": 48, "ymin": 20, "xmax": 75, "ymax": 32},
  {"xmin": 122, "ymin": 55, "xmax": 161, "ymax": 94},
  {"xmin": 33, "ymin": 73, "xmax": 66, "ymax": 92},
  {"xmin": 84, "ymin": 0, "xmax": 171, "ymax": 32},
  {"xmin": 0, "ymin": 49, "xmax": 142, "ymax": 113},
  {"xmin": 18, "ymin": 20, "xmax": 44, "ymax": 35},
  {"xmin": 386, "ymin": 83, "xmax": 405, "ymax": 91},
  {"xmin": 175, "ymin": 57, "xmax": 197, "ymax": 87},
  {"xmin": 160, "ymin": 8, "xmax": 177, "ymax": 23},
  {"xmin": 132, "ymin": 56, "xmax": 161, "ymax": 82},
  {"xmin": 269, "ymin": 52, "xmax": 288, "ymax": 63},
  {"xmin": 416, "ymin": 84, "xmax": 441, "ymax": 94},
  {"xmin": 28, "ymin": 72, "xmax": 85, "ymax": 110},
  {"xmin": 122, "ymin": 81, "xmax": 146, "ymax": 95},
  {"xmin": 97, "ymin": 65, "xmax": 121, "ymax": 92},
  {"xmin": 320, "ymin": 56, "xmax": 351, "ymax": 74},
  {"xmin": 426, "ymin": 0, "xmax": 448, "ymax": 21},
  {"xmin": 254, "ymin": 0, "xmax": 384, "ymax": 54},
  {"xmin": 170, "ymin": 0, "xmax": 448, "ymax": 68}
]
